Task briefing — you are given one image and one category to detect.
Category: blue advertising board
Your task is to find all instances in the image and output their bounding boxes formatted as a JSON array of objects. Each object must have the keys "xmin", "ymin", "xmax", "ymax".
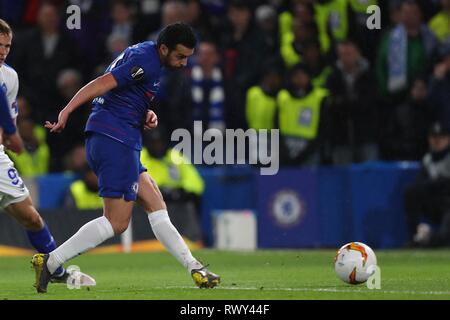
[{"xmin": 256, "ymin": 169, "xmax": 321, "ymax": 248}]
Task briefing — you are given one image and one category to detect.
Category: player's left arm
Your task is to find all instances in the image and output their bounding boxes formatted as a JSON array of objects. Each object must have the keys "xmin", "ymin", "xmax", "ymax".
[{"xmin": 45, "ymin": 73, "xmax": 118, "ymax": 133}]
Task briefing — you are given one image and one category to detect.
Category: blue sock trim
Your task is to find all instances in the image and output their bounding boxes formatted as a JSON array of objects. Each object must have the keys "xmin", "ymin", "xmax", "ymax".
[
  {"xmin": 27, "ymin": 224, "xmax": 66, "ymax": 276},
  {"xmin": 26, "ymin": 224, "xmax": 57, "ymax": 253},
  {"xmin": 53, "ymin": 266, "xmax": 65, "ymax": 277}
]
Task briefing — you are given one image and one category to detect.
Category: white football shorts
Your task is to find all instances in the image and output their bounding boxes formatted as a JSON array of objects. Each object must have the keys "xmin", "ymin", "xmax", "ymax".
[{"xmin": 0, "ymin": 145, "xmax": 30, "ymax": 209}]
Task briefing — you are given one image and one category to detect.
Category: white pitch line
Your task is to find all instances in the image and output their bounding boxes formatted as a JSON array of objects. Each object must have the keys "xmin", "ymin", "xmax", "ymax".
[{"xmin": 158, "ymin": 286, "xmax": 450, "ymax": 296}]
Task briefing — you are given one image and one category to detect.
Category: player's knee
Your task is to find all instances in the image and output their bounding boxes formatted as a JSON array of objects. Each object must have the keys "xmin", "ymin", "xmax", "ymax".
[
  {"xmin": 141, "ymin": 198, "xmax": 167, "ymax": 213},
  {"xmin": 110, "ymin": 220, "xmax": 130, "ymax": 235}
]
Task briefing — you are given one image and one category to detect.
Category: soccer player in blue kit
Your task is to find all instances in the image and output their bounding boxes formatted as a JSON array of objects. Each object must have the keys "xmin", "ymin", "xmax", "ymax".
[{"xmin": 32, "ymin": 23, "xmax": 220, "ymax": 293}]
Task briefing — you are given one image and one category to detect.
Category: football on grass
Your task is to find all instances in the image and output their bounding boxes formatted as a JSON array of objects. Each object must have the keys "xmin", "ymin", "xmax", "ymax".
[{"xmin": 334, "ymin": 242, "xmax": 377, "ymax": 285}]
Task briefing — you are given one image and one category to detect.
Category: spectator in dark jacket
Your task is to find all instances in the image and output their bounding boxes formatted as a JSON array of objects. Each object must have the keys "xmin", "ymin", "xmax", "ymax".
[
  {"xmin": 220, "ymin": 0, "xmax": 269, "ymax": 130},
  {"xmin": 380, "ymin": 76, "xmax": 433, "ymax": 161},
  {"xmin": 404, "ymin": 121, "xmax": 450, "ymax": 247},
  {"xmin": 428, "ymin": 41, "xmax": 450, "ymax": 125},
  {"xmin": 326, "ymin": 40, "xmax": 378, "ymax": 164},
  {"xmin": 8, "ymin": 2, "xmax": 79, "ymax": 123}
]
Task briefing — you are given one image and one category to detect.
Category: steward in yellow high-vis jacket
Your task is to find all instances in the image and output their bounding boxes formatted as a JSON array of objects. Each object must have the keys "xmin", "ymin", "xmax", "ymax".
[
  {"xmin": 66, "ymin": 167, "xmax": 102, "ymax": 210},
  {"xmin": 7, "ymin": 119, "xmax": 49, "ymax": 178},
  {"xmin": 140, "ymin": 129, "xmax": 205, "ymax": 208},
  {"xmin": 277, "ymin": 63, "xmax": 330, "ymax": 165},
  {"xmin": 246, "ymin": 66, "xmax": 283, "ymax": 130}
]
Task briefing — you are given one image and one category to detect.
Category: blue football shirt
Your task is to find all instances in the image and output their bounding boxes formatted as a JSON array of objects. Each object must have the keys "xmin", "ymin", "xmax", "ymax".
[{"xmin": 85, "ymin": 41, "xmax": 162, "ymax": 150}]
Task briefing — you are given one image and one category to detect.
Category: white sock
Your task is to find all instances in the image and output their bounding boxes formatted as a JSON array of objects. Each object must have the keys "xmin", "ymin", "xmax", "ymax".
[
  {"xmin": 148, "ymin": 209, "xmax": 203, "ymax": 273},
  {"xmin": 47, "ymin": 216, "xmax": 114, "ymax": 274}
]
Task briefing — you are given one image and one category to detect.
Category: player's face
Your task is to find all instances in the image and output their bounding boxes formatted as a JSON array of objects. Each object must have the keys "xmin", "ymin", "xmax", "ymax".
[
  {"xmin": 0, "ymin": 33, "xmax": 12, "ymax": 67},
  {"xmin": 161, "ymin": 44, "xmax": 194, "ymax": 70}
]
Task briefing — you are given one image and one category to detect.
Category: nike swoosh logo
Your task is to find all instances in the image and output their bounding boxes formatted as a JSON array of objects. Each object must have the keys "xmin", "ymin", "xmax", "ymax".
[{"xmin": 153, "ymin": 81, "xmax": 160, "ymax": 87}]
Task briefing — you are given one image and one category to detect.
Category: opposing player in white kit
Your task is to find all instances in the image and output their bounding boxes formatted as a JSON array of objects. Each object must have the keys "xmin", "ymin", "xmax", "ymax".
[{"xmin": 0, "ymin": 19, "xmax": 94, "ymax": 288}]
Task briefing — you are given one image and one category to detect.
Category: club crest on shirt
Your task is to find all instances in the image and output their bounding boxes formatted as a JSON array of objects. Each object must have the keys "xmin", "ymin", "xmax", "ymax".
[{"xmin": 130, "ymin": 66, "xmax": 144, "ymax": 80}]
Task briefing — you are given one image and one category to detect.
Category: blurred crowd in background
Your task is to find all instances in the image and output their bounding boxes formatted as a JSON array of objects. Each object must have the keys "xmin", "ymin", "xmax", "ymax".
[{"xmin": 0, "ymin": 0, "xmax": 449, "ymax": 176}]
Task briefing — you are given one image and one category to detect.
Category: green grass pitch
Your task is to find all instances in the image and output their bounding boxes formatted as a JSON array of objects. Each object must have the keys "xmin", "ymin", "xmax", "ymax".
[{"xmin": 1, "ymin": 249, "xmax": 449, "ymax": 300}]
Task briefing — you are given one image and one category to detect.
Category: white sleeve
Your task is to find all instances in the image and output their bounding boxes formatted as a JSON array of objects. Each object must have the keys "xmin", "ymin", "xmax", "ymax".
[{"xmin": 7, "ymin": 70, "xmax": 19, "ymax": 120}]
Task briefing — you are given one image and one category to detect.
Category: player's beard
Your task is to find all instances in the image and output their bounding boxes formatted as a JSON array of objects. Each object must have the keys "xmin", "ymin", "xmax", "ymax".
[
  {"xmin": 162, "ymin": 53, "xmax": 183, "ymax": 71},
  {"xmin": 164, "ymin": 62, "xmax": 183, "ymax": 71}
]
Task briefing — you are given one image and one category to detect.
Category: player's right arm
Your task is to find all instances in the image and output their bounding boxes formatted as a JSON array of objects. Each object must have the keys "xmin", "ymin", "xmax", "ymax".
[{"xmin": 45, "ymin": 73, "xmax": 118, "ymax": 133}]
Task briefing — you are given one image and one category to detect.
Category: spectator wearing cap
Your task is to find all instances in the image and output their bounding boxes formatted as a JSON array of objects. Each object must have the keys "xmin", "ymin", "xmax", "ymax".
[{"xmin": 403, "ymin": 121, "xmax": 450, "ymax": 247}]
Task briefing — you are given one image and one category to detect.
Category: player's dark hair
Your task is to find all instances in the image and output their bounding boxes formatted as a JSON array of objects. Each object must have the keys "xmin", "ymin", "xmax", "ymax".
[
  {"xmin": 0, "ymin": 19, "xmax": 12, "ymax": 37},
  {"xmin": 157, "ymin": 22, "xmax": 197, "ymax": 50}
]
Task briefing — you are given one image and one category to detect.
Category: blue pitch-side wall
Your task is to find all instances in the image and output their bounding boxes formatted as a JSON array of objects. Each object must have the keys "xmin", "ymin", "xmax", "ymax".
[
  {"xmin": 36, "ymin": 162, "xmax": 420, "ymax": 249},
  {"xmin": 198, "ymin": 162, "xmax": 419, "ymax": 249}
]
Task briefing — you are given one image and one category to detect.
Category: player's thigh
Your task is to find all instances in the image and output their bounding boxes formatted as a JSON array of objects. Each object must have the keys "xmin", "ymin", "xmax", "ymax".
[
  {"xmin": 0, "ymin": 152, "xmax": 40, "ymax": 230},
  {"xmin": 136, "ymin": 172, "xmax": 166, "ymax": 213},
  {"xmin": 4, "ymin": 196, "xmax": 43, "ymax": 231},
  {"xmin": 103, "ymin": 197, "xmax": 134, "ymax": 234}
]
